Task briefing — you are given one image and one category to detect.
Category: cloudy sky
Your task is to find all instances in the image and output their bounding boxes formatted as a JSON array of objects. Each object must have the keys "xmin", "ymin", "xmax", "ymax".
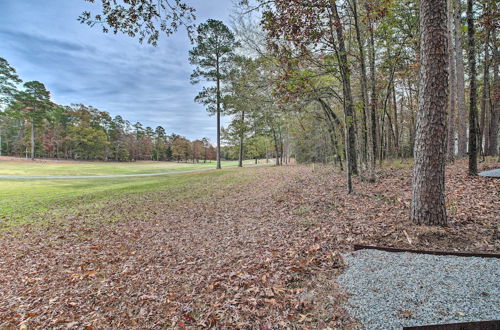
[{"xmin": 0, "ymin": 0, "xmax": 236, "ymax": 141}]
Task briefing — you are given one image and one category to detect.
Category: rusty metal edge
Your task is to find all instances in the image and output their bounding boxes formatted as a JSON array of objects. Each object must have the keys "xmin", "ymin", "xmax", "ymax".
[
  {"xmin": 353, "ymin": 244, "xmax": 500, "ymax": 258},
  {"xmin": 403, "ymin": 320, "xmax": 500, "ymax": 330}
]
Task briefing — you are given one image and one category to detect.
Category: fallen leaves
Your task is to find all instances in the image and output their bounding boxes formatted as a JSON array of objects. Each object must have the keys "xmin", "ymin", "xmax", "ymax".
[{"xmin": 0, "ymin": 160, "xmax": 497, "ymax": 328}]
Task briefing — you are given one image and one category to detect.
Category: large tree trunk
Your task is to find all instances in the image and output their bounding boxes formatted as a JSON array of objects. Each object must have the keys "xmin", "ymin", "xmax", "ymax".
[
  {"xmin": 216, "ymin": 61, "xmax": 222, "ymax": 170},
  {"xmin": 447, "ymin": 0, "xmax": 456, "ymax": 162},
  {"xmin": 454, "ymin": 0, "xmax": 467, "ymax": 157},
  {"xmin": 411, "ymin": 0, "xmax": 449, "ymax": 226},
  {"xmin": 489, "ymin": 41, "xmax": 499, "ymax": 156},
  {"xmin": 367, "ymin": 10, "xmax": 377, "ymax": 182},
  {"xmin": 352, "ymin": 0, "xmax": 369, "ymax": 170},
  {"xmin": 331, "ymin": 1, "xmax": 357, "ymax": 193},
  {"xmin": 466, "ymin": 0, "xmax": 478, "ymax": 175}
]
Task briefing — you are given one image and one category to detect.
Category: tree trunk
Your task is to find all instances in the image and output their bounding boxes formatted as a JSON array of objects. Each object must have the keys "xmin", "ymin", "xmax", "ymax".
[
  {"xmin": 318, "ymin": 98, "xmax": 345, "ymax": 169},
  {"xmin": 367, "ymin": 10, "xmax": 377, "ymax": 182},
  {"xmin": 455, "ymin": 0, "xmax": 467, "ymax": 157},
  {"xmin": 216, "ymin": 60, "xmax": 222, "ymax": 170},
  {"xmin": 272, "ymin": 127, "xmax": 280, "ymax": 166},
  {"xmin": 352, "ymin": 0, "xmax": 369, "ymax": 169},
  {"xmin": 489, "ymin": 40, "xmax": 499, "ymax": 156},
  {"xmin": 31, "ymin": 121, "xmax": 35, "ymax": 161},
  {"xmin": 447, "ymin": 0, "xmax": 456, "ymax": 162},
  {"xmin": 467, "ymin": 0, "xmax": 477, "ymax": 175},
  {"xmin": 393, "ymin": 83, "xmax": 399, "ymax": 158},
  {"xmin": 480, "ymin": 34, "xmax": 490, "ymax": 156},
  {"xmin": 331, "ymin": 1, "xmax": 356, "ymax": 193},
  {"xmin": 411, "ymin": 0, "xmax": 449, "ymax": 226},
  {"xmin": 238, "ymin": 110, "xmax": 245, "ymax": 167}
]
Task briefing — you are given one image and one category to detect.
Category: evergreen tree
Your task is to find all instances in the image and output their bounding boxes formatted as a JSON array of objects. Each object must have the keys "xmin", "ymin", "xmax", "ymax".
[{"xmin": 189, "ymin": 19, "xmax": 239, "ymax": 169}]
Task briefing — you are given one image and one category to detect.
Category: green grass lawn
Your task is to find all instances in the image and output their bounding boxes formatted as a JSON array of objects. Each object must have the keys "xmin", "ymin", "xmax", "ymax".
[
  {"xmin": 0, "ymin": 168, "xmax": 255, "ymax": 229},
  {"xmin": 0, "ymin": 159, "xmax": 261, "ymax": 176},
  {"xmin": 0, "ymin": 158, "xmax": 270, "ymax": 228}
]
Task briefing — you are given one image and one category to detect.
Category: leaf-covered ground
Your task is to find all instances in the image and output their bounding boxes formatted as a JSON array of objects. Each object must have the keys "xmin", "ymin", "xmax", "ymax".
[{"xmin": 0, "ymin": 160, "xmax": 498, "ymax": 328}]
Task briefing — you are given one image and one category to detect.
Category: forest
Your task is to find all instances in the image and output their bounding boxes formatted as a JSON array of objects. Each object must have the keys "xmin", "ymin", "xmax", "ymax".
[
  {"xmin": 0, "ymin": 0, "xmax": 499, "ymax": 328},
  {"xmin": 1, "ymin": 0, "xmax": 498, "ymax": 171}
]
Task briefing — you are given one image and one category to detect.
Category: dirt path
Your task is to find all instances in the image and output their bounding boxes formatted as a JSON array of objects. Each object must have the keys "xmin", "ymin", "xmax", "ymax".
[{"xmin": 0, "ymin": 162, "xmax": 497, "ymax": 328}]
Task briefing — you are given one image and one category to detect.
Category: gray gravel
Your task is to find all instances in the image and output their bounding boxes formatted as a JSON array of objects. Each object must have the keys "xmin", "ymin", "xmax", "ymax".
[
  {"xmin": 338, "ymin": 249, "xmax": 500, "ymax": 329},
  {"xmin": 479, "ymin": 168, "xmax": 500, "ymax": 178}
]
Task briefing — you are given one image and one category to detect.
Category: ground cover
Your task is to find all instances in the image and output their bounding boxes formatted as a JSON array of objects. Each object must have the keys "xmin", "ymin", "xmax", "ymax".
[
  {"xmin": 0, "ymin": 157, "xmax": 261, "ymax": 176},
  {"xmin": 0, "ymin": 159, "xmax": 498, "ymax": 328}
]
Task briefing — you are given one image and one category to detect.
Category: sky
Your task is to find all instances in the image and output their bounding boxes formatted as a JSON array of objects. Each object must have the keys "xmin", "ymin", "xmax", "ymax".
[{"xmin": 0, "ymin": 0, "xmax": 236, "ymax": 141}]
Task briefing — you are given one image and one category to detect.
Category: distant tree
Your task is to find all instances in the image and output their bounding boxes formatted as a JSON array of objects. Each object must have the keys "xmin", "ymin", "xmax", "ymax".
[
  {"xmin": 0, "ymin": 57, "xmax": 22, "ymax": 156},
  {"xmin": 10, "ymin": 81, "xmax": 52, "ymax": 160},
  {"xmin": 224, "ymin": 57, "xmax": 260, "ymax": 168},
  {"xmin": 192, "ymin": 139, "xmax": 204, "ymax": 163},
  {"xmin": 262, "ymin": 0, "xmax": 358, "ymax": 191},
  {"xmin": 144, "ymin": 126, "xmax": 155, "ymax": 160},
  {"xmin": 189, "ymin": 19, "xmax": 239, "ymax": 169},
  {"xmin": 201, "ymin": 137, "xmax": 210, "ymax": 163},
  {"xmin": 79, "ymin": 0, "xmax": 196, "ymax": 45},
  {"xmin": 154, "ymin": 125, "xmax": 167, "ymax": 160},
  {"xmin": 411, "ymin": 0, "xmax": 449, "ymax": 226},
  {"xmin": 171, "ymin": 135, "xmax": 190, "ymax": 161},
  {"xmin": 206, "ymin": 144, "xmax": 216, "ymax": 162},
  {"xmin": 0, "ymin": 57, "xmax": 22, "ymax": 109}
]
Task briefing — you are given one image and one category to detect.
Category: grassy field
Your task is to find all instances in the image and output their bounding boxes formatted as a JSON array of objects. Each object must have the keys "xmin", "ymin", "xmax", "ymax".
[
  {"xmin": 0, "ymin": 158, "xmax": 263, "ymax": 176},
  {"xmin": 0, "ymin": 158, "xmax": 267, "ymax": 228}
]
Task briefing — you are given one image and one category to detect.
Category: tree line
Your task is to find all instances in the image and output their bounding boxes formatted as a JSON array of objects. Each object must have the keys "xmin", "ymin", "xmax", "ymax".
[
  {"xmin": 183, "ymin": 0, "xmax": 498, "ymax": 226},
  {"xmin": 0, "ymin": 62, "xmax": 224, "ymax": 162},
  {"xmin": 2, "ymin": 0, "xmax": 499, "ymax": 227}
]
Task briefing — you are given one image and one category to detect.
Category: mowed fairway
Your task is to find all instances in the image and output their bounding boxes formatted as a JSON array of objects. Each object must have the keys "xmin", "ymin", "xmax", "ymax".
[
  {"xmin": 0, "ymin": 158, "xmax": 266, "ymax": 227},
  {"xmin": 0, "ymin": 157, "xmax": 260, "ymax": 176}
]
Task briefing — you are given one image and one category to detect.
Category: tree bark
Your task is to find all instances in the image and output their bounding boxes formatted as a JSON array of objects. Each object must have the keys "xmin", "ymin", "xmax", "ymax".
[
  {"xmin": 318, "ymin": 98, "xmax": 344, "ymax": 168},
  {"xmin": 393, "ymin": 83, "xmax": 399, "ymax": 158},
  {"xmin": 331, "ymin": 1, "xmax": 356, "ymax": 193},
  {"xmin": 352, "ymin": 0, "xmax": 369, "ymax": 169},
  {"xmin": 31, "ymin": 121, "xmax": 35, "ymax": 161},
  {"xmin": 447, "ymin": 0, "xmax": 456, "ymax": 162},
  {"xmin": 216, "ymin": 59, "xmax": 222, "ymax": 170},
  {"xmin": 480, "ymin": 33, "xmax": 490, "ymax": 156},
  {"xmin": 367, "ymin": 9, "xmax": 377, "ymax": 182},
  {"xmin": 411, "ymin": 0, "xmax": 449, "ymax": 226},
  {"xmin": 489, "ymin": 40, "xmax": 499, "ymax": 156},
  {"xmin": 238, "ymin": 110, "xmax": 245, "ymax": 167},
  {"xmin": 454, "ymin": 0, "xmax": 467, "ymax": 157},
  {"xmin": 466, "ymin": 0, "xmax": 477, "ymax": 175}
]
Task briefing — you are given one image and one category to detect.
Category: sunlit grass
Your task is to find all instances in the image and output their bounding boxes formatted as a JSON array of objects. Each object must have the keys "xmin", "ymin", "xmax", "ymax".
[
  {"xmin": 0, "ymin": 167, "xmax": 255, "ymax": 228},
  {"xmin": 0, "ymin": 159, "xmax": 261, "ymax": 176}
]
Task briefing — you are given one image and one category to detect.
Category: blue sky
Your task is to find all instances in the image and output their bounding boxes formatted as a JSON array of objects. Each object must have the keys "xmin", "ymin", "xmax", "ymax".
[{"xmin": 0, "ymin": 0, "xmax": 235, "ymax": 141}]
